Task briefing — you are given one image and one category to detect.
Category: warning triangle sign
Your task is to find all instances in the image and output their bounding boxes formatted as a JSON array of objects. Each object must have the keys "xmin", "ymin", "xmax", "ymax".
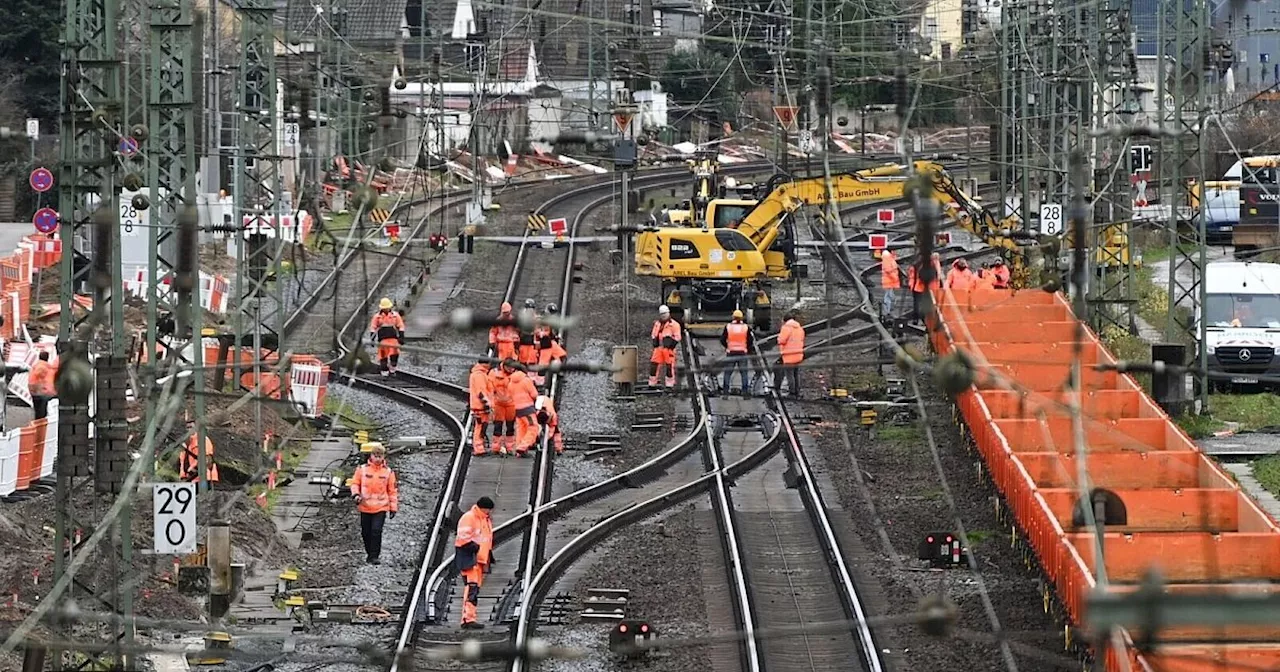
[
  {"xmin": 614, "ymin": 112, "xmax": 634, "ymax": 134},
  {"xmin": 773, "ymin": 106, "xmax": 798, "ymax": 130}
]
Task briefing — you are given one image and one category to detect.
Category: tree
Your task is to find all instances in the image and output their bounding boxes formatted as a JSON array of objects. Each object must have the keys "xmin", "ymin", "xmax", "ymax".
[
  {"xmin": 660, "ymin": 48, "xmax": 737, "ymax": 125},
  {"xmin": 0, "ymin": 0, "xmax": 62, "ymax": 121}
]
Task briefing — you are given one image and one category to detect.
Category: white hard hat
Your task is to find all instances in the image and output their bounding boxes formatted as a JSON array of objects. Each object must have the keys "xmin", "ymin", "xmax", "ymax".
[{"xmin": 658, "ymin": 305, "xmax": 670, "ymax": 315}]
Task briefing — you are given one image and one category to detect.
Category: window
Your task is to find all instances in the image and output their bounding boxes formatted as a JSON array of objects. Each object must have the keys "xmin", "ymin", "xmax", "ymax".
[
  {"xmin": 713, "ymin": 204, "xmax": 752, "ymax": 229},
  {"xmin": 1206, "ymin": 294, "xmax": 1280, "ymax": 328},
  {"xmin": 653, "ymin": 10, "xmax": 662, "ymax": 36},
  {"xmin": 924, "ymin": 17, "xmax": 939, "ymax": 43},
  {"xmin": 565, "ymin": 41, "xmax": 578, "ymax": 65},
  {"xmin": 714, "ymin": 229, "xmax": 756, "ymax": 252}
]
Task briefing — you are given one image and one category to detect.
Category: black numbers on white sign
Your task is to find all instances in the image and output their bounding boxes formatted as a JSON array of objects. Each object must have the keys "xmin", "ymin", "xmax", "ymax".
[
  {"xmin": 121, "ymin": 203, "xmax": 137, "ymax": 233},
  {"xmin": 158, "ymin": 483, "xmax": 193, "ymax": 515}
]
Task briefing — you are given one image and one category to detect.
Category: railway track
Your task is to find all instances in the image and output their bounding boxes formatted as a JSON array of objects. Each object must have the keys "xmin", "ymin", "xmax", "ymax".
[{"xmin": 381, "ymin": 155, "xmax": 993, "ymax": 670}]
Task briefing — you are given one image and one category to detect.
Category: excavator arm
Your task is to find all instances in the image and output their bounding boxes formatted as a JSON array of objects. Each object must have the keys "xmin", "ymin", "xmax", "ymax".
[{"xmin": 735, "ymin": 172, "xmax": 911, "ymax": 251}]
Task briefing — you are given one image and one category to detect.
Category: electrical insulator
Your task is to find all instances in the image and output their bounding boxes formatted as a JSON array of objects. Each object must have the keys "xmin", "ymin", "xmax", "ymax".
[
  {"xmin": 815, "ymin": 65, "xmax": 831, "ymax": 115},
  {"xmin": 894, "ymin": 68, "xmax": 909, "ymax": 119},
  {"xmin": 299, "ymin": 87, "xmax": 313, "ymax": 128}
]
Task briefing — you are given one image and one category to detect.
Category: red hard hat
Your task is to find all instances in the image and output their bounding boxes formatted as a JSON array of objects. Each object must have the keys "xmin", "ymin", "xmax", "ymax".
[{"xmin": 500, "ymin": 302, "xmax": 512, "ymax": 313}]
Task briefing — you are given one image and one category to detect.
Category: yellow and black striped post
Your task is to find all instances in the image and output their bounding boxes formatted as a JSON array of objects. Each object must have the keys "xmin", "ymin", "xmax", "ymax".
[
  {"xmin": 527, "ymin": 212, "xmax": 548, "ymax": 232},
  {"xmin": 370, "ymin": 208, "xmax": 391, "ymax": 225}
]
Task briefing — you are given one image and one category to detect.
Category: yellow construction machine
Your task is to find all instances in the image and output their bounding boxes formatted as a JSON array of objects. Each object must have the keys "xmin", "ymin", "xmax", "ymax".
[{"xmin": 633, "ymin": 160, "xmax": 1034, "ymax": 331}]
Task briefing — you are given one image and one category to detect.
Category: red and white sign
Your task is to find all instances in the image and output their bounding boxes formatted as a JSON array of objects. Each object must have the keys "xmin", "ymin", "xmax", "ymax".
[
  {"xmin": 548, "ymin": 217, "xmax": 568, "ymax": 237},
  {"xmin": 384, "ymin": 223, "xmax": 401, "ymax": 241},
  {"xmin": 877, "ymin": 209, "xmax": 895, "ymax": 224},
  {"xmin": 869, "ymin": 234, "xmax": 888, "ymax": 250},
  {"xmin": 936, "ymin": 232, "xmax": 952, "ymax": 246}
]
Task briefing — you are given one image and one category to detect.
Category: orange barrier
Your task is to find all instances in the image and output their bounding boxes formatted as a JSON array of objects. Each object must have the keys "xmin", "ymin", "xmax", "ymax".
[{"xmin": 931, "ymin": 287, "xmax": 1280, "ymax": 671}]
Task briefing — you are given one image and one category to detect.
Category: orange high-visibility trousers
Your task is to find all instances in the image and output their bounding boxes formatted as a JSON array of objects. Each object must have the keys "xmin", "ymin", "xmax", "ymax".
[
  {"xmin": 649, "ymin": 347, "xmax": 677, "ymax": 387},
  {"xmin": 471, "ymin": 409, "xmax": 490, "ymax": 455},
  {"xmin": 377, "ymin": 339, "xmax": 401, "ymax": 363},
  {"xmin": 492, "ymin": 404, "xmax": 515, "ymax": 453},
  {"xmin": 514, "ymin": 409, "xmax": 539, "ymax": 455},
  {"xmin": 461, "ymin": 564, "xmax": 485, "ymax": 625}
]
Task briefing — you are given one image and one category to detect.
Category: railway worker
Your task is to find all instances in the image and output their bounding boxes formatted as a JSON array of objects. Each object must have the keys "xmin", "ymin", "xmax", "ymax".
[
  {"xmin": 534, "ymin": 328, "xmax": 567, "ymax": 388},
  {"xmin": 179, "ymin": 420, "xmax": 220, "ymax": 484},
  {"xmin": 351, "ymin": 442, "xmax": 399, "ymax": 565},
  {"xmin": 517, "ymin": 298, "xmax": 540, "ymax": 368},
  {"xmin": 649, "ymin": 305, "xmax": 682, "ymax": 390},
  {"xmin": 487, "ymin": 361, "xmax": 517, "ymax": 456},
  {"xmin": 880, "ymin": 249, "xmax": 901, "ymax": 319},
  {"xmin": 28, "ymin": 351, "xmax": 56, "ymax": 420},
  {"xmin": 720, "ymin": 309, "xmax": 754, "ymax": 396},
  {"xmin": 369, "ymin": 298, "xmax": 406, "ymax": 376},
  {"xmin": 469, "ymin": 359, "xmax": 494, "ymax": 456},
  {"xmin": 907, "ymin": 253, "xmax": 943, "ymax": 323},
  {"xmin": 774, "ymin": 310, "xmax": 805, "ymax": 397},
  {"xmin": 509, "ymin": 362, "xmax": 541, "ymax": 457},
  {"xmin": 534, "ymin": 387, "xmax": 564, "ymax": 454},
  {"xmin": 945, "ymin": 258, "xmax": 976, "ymax": 291},
  {"xmin": 990, "ymin": 258, "xmax": 1011, "ymax": 289},
  {"xmin": 974, "ymin": 262, "xmax": 997, "ymax": 291},
  {"xmin": 489, "ymin": 302, "xmax": 519, "ymax": 361},
  {"xmin": 455, "ymin": 496, "xmax": 496, "ymax": 630}
]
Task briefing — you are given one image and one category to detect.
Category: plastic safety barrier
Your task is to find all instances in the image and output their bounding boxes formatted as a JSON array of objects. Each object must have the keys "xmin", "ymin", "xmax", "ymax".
[
  {"xmin": 288, "ymin": 360, "xmax": 329, "ymax": 418},
  {"xmin": 931, "ymin": 287, "xmax": 1280, "ymax": 671}
]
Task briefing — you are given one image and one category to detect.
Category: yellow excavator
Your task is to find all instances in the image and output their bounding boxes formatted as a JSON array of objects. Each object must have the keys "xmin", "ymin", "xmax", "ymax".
[
  {"xmin": 634, "ymin": 160, "xmax": 1034, "ymax": 331},
  {"xmin": 661, "ymin": 151, "xmax": 760, "ymax": 228}
]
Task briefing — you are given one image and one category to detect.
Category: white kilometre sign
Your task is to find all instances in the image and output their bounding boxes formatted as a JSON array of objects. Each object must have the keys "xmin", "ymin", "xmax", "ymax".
[
  {"xmin": 283, "ymin": 122, "xmax": 300, "ymax": 148},
  {"xmin": 1039, "ymin": 203, "xmax": 1064, "ymax": 235},
  {"xmin": 153, "ymin": 482, "xmax": 197, "ymax": 554}
]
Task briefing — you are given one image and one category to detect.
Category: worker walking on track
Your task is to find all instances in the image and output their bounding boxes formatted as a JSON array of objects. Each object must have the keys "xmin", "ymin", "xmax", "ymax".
[
  {"xmin": 469, "ymin": 359, "xmax": 493, "ymax": 456},
  {"xmin": 489, "ymin": 302, "xmax": 519, "ymax": 361},
  {"xmin": 509, "ymin": 361, "xmax": 541, "ymax": 457},
  {"xmin": 774, "ymin": 310, "xmax": 805, "ymax": 397},
  {"xmin": 720, "ymin": 309, "xmax": 754, "ymax": 396},
  {"xmin": 369, "ymin": 298, "xmax": 406, "ymax": 376},
  {"xmin": 28, "ymin": 351, "xmax": 55, "ymax": 420},
  {"xmin": 535, "ymin": 387, "xmax": 564, "ymax": 454},
  {"xmin": 351, "ymin": 442, "xmax": 398, "ymax": 564},
  {"xmin": 487, "ymin": 361, "xmax": 516, "ymax": 455},
  {"xmin": 650, "ymin": 305, "xmax": 681, "ymax": 389},
  {"xmin": 517, "ymin": 299, "xmax": 540, "ymax": 367},
  {"xmin": 534, "ymin": 306, "xmax": 567, "ymax": 387},
  {"xmin": 179, "ymin": 419, "xmax": 220, "ymax": 484},
  {"xmin": 880, "ymin": 249, "xmax": 901, "ymax": 319},
  {"xmin": 455, "ymin": 496, "xmax": 496, "ymax": 629}
]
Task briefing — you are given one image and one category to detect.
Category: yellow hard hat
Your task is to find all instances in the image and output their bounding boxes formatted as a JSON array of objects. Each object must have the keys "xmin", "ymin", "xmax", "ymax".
[
  {"xmin": 360, "ymin": 441, "xmax": 386, "ymax": 454},
  {"xmin": 732, "ymin": 309, "xmax": 744, "ymax": 320},
  {"xmin": 379, "ymin": 298, "xmax": 393, "ymax": 310}
]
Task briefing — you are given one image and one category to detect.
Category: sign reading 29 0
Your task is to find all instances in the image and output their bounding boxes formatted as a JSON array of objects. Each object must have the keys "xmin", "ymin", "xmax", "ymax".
[{"xmin": 153, "ymin": 482, "xmax": 197, "ymax": 555}]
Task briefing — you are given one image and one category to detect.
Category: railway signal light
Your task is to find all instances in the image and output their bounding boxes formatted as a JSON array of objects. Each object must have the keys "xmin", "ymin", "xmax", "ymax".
[
  {"xmin": 429, "ymin": 233, "xmax": 448, "ymax": 251},
  {"xmin": 609, "ymin": 619, "xmax": 656, "ymax": 657},
  {"xmin": 918, "ymin": 532, "xmax": 966, "ymax": 568}
]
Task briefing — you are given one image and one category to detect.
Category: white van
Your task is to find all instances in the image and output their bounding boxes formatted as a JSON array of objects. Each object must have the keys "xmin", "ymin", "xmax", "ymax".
[{"xmin": 1202, "ymin": 261, "xmax": 1280, "ymax": 387}]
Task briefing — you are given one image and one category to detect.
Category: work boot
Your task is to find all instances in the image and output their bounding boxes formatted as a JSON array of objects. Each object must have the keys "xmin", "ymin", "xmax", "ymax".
[
  {"xmin": 380, "ymin": 369, "xmax": 390, "ymax": 377},
  {"xmin": 461, "ymin": 621, "xmax": 485, "ymax": 630}
]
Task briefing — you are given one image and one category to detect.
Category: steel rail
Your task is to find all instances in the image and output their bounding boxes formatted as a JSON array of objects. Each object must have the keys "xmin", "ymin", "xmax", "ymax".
[
  {"xmin": 389, "ymin": 162, "xmax": 734, "ymax": 670},
  {"xmin": 683, "ymin": 333, "xmax": 767, "ymax": 672}
]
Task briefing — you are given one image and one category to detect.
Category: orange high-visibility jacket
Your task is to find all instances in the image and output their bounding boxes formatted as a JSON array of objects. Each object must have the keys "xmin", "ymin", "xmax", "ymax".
[
  {"xmin": 488, "ymin": 368, "xmax": 513, "ymax": 405},
  {"xmin": 538, "ymin": 339, "xmax": 567, "ymax": 368},
  {"xmin": 179, "ymin": 436, "xmax": 220, "ymax": 483},
  {"xmin": 777, "ymin": 319, "xmax": 805, "ymax": 365},
  {"xmin": 351, "ymin": 461, "xmax": 399, "ymax": 514},
  {"xmin": 455, "ymin": 505, "xmax": 494, "ymax": 566},
  {"xmin": 28, "ymin": 360, "xmax": 56, "ymax": 397},
  {"xmin": 880, "ymin": 252, "xmax": 901, "ymax": 289},
  {"xmin": 468, "ymin": 364, "xmax": 492, "ymax": 411},
  {"xmin": 369, "ymin": 311, "xmax": 405, "ymax": 343},
  {"xmin": 991, "ymin": 264, "xmax": 1010, "ymax": 288},
  {"xmin": 535, "ymin": 395, "xmax": 558, "ymax": 428},
  {"xmin": 722, "ymin": 322, "xmax": 751, "ymax": 354},
  {"xmin": 908, "ymin": 260, "xmax": 943, "ymax": 292},
  {"xmin": 509, "ymin": 370, "xmax": 539, "ymax": 412},
  {"xmin": 652, "ymin": 319, "xmax": 681, "ymax": 348},
  {"xmin": 946, "ymin": 267, "xmax": 976, "ymax": 290}
]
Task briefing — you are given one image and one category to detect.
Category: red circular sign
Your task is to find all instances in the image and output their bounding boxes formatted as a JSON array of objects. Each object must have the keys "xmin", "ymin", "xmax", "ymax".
[
  {"xmin": 33, "ymin": 207, "xmax": 59, "ymax": 234},
  {"xmin": 29, "ymin": 167, "xmax": 53, "ymax": 193}
]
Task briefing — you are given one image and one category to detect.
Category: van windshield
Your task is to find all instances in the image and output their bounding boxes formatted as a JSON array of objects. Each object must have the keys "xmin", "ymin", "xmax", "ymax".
[{"xmin": 1206, "ymin": 293, "xmax": 1280, "ymax": 328}]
